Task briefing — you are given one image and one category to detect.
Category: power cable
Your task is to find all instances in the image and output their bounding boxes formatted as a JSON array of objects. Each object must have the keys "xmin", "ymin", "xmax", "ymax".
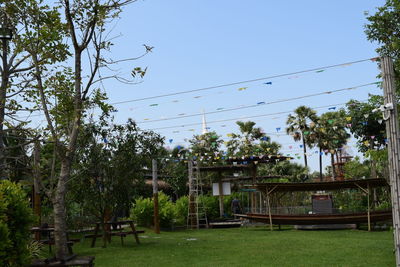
[
  {"xmin": 111, "ymin": 57, "xmax": 377, "ymax": 104},
  {"xmin": 137, "ymin": 82, "xmax": 377, "ymax": 124}
]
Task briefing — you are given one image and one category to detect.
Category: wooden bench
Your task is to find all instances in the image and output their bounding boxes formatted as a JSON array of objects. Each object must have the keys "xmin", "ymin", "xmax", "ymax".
[
  {"xmin": 89, "ymin": 220, "xmax": 144, "ymax": 247},
  {"xmin": 112, "ymin": 230, "xmax": 145, "ymax": 245},
  {"xmin": 39, "ymin": 240, "xmax": 77, "ymax": 254},
  {"xmin": 31, "ymin": 256, "xmax": 95, "ymax": 267}
]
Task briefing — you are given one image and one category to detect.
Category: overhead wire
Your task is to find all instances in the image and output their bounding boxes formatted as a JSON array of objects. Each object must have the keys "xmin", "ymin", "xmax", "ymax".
[
  {"xmin": 110, "ymin": 57, "xmax": 378, "ymax": 104},
  {"xmin": 136, "ymin": 82, "xmax": 378, "ymax": 124},
  {"xmin": 146, "ymin": 102, "xmax": 347, "ymax": 131}
]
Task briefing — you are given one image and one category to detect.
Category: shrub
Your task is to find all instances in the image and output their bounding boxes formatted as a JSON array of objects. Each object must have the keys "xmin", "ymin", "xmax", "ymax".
[
  {"xmin": 0, "ymin": 180, "xmax": 35, "ymax": 266},
  {"xmin": 130, "ymin": 196, "xmax": 153, "ymax": 227},
  {"xmin": 130, "ymin": 192, "xmax": 176, "ymax": 228},
  {"xmin": 158, "ymin": 192, "xmax": 175, "ymax": 228},
  {"xmin": 174, "ymin": 196, "xmax": 188, "ymax": 225}
]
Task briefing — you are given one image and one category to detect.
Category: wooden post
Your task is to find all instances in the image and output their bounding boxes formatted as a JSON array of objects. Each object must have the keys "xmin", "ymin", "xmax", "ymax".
[
  {"xmin": 266, "ymin": 188, "xmax": 273, "ymax": 231},
  {"xmin": 152, "ymin": 159, "xmax": 160, "ymax": 234},
  {"xmin": 251, "ymin": 163, "xmax": 257, "ymax": 213},
  {"xmin": 382, "ymin": 56, "xmax": 400, "ymax": 265},
  {"xmin": 33, "ymin": 140, "xmax": 41, "ymax": 240},
  {"xmin": 218, "ymin": 172, "xmax": 224, "ymax": 217}
]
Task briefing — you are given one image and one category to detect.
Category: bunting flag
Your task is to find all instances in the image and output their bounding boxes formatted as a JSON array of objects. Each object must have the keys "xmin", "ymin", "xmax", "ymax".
[
  {"xmin": 169, "ymin": 139, "xmax": 173, "ymax": 143},
  {"xmin": 364, "ymin": 114, "xmax": 369, "ymax": 118},
  {"xmin": 328, "ymin": 119, "xmax": 334, "ymax": 124},
  {"xmin": 149, "ymin": 104, "xmax": 158, "ymax": 107},
  {"xmin": 264, "ymin": 82, "xmax": 272, "ymax": 85},
  {"xmin": 216, "ymin": 108, "xmax": 224, "ymax": 110},
  {"xmin": 103, "ymin": 138, "xmax": 108, "ymax": 143},
  {"xmin": 378, "ymin": 119, "xmax": 383, "ymax": 124},
  {"xmin": 346, "ymin": 116, "xmax": 352, "ymax": 121},
  {"xmin": 316, "ymin": 70, "xmax": 325, "ymax": 73},
  {"xmin": 257, "ymin": 102, "xmax": 266, "ymax": 105},
  {"xmin": 276, "ymin": 127, "xmax": 281, "ymax": 132},
  {"xmin": 328, "ymin": 107, "xmax": 336, "ymax": 110},
  {"xmin": 193, "ymin": 96, "xmax": 201, "ymax": 99},
  {"xmin": 238, "ymin": 87, "xmax": 247, "ymax": 91},
  {"xmin": 362, "ymin": 122, "xmax": 368, "ymax": 126}
]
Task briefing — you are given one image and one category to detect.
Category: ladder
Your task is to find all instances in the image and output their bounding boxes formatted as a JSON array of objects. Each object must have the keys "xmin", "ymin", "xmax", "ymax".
[{"xmin": 187, "ymin": 161, "xmax": 208, "ymax": 229}]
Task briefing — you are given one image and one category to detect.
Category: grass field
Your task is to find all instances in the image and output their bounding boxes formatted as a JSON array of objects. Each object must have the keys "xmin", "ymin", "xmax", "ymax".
[{"xmin": 69, "ymin": 226, "xmax": 394, "ymax": 267}]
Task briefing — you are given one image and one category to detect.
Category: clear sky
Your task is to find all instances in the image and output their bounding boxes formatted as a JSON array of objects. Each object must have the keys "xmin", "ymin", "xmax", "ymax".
[{"xmin": 91, "ymin": 0, "xmax": 386, "ymax": 172}]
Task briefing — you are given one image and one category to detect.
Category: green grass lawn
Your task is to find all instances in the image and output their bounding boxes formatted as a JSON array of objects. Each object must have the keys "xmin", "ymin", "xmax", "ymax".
[{"xmin": 67, "ymin": 227, "xmax": 394, "ymax": 267}]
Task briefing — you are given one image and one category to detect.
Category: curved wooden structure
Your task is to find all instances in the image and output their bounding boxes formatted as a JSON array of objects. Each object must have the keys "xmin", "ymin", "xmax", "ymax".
[
  {"xmin": 246, "ymin": 178, "xmax": 390, "ymax": 231},
  {"xmin": 237, "ymin": 210, "xmax": 392, "ymax": 225}
]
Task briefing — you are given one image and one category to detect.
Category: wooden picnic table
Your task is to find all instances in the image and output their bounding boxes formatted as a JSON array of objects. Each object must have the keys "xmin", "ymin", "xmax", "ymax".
[
  {"xmin": 86, "ymin": 220, "xmax": 144, "ymax": 247},
  {"xmin": 31, "ymin": 226, "xmax": 78, "ymax": 254}
]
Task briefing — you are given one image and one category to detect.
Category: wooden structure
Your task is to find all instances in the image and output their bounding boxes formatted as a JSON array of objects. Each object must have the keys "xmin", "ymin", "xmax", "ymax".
[
  {"xmin": 194, "ymin": 155, "xmax": 292, "ymax": 217},
  {"xmin": 86, "ymin": 220, "xmax": 144, "ymax": 247},
  {"xmin": 242, "ymin": 178, "xmax": 390, "ymax": 231},
  {"xmin": 238, "ymin": 211, "xmax": 392, "ymax": 225},
  {"xmin": 382, "ymin": 56, "xmax": 400, "ymax": 265},
  {"xmin": 187, "ymin": 161, "xmax": 208, "ymax": 229}
]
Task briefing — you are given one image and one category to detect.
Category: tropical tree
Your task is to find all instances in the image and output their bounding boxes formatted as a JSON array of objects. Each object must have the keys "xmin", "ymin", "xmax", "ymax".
[
  {"xmin": 286, "ymin": 106, "xmax": 318, "ymax": 169},
  {"xmin": 311, "ymin": 110, "xmax": 350, "ymax": 180},
  {"xmin": 346, "ymin": 96, "xmax": 387, "ymax": 178},
  {"xmin": 226, "ymin": 121, "xmax": 280, "ymax": 158},
  {"xmin": 70, "ymin": 119, "xmax": 164, "ymax": 246},
  {"xmin": 365, "ymin": 0, "xmax": 400, "ymax": 91},
  {"xmin": 189, "ymin": 131, "xmax": 223, "ymax": 163}
]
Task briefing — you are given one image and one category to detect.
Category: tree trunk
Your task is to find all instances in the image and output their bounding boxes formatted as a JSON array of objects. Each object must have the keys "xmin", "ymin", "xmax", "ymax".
[
  {"xmin": 0, "ymin": 39, "xmax": 8, "ymax": 180},
  {"xmin": 319, "ymin": 147, "xmax": 323, "ymax": 182},
  {"xmin": 53, "ymin": 160, "xmax": 71, "ymax": 260},
  {"xmin": 331, "ymin": 152, "xmax": 336, "ymax": 181},
  {"xmin": 302, "ymin": 135, "xmax": 307, "ymax": 168}
]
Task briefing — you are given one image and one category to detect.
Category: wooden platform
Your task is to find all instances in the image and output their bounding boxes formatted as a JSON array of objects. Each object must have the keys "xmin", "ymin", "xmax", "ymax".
[
  {"xmin": 209, "ymin": 220, "xmax": 242, "ymax": 228},
  {"xmin": 236, "ymin": 210, "xmax": 392, "ymax": 225}
]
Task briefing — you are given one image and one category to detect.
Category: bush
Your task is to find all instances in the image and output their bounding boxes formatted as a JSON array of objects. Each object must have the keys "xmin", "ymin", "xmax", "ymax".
[
  {"xmin": 174, "ymin": 196, "xmax": 188, "ymax": 225},
  {"xmin": 158, "ymin": 193, "xmax": 175, "ymax": 228},
  {"xmin": 130, "ymin": 196, "xmax": 153, "ymax": 227},
  {"xmin": 130, "ymin": 192, "xmax": 176, "ymax": 228},
  {"xmin": 0, "ymin": 180, "xmax": 35, "ymax": 266}
]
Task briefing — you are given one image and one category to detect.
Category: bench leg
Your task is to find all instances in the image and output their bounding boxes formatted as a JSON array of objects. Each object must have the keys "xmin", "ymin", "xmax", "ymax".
[{"xmin": 129, "ymin": 222, "xmax": 140, "ymax": 244}]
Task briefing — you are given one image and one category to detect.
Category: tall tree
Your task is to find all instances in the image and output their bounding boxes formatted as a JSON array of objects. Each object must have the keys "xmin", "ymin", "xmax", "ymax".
[
  {"xmin": 313, "ymin": 110, "xmax": 350, "ymax": 180},
  {"xmin": 189, "ymin": 131, "xmax": 223, "ymax": 163},
  {"xmin": 21, "ymin": 0, "xmax": 147, "ymax": 259},
  {"xmin": 365, "ymin": 0, "xmax": 400, "ymax": 91},
  {"xmin": 226, "ymin": 121, "xmax": 280, "ymax": 158},
  {"xmin": 70, "ymin": 119, "xmax": 164, "ymax": 246},
  {"xmin": 0, "ymin": 1, "xmax": 58, "ymax": 179},
  {"xmin": 286, "ymin": 106, "xmax": 318, "ymax": 169}
]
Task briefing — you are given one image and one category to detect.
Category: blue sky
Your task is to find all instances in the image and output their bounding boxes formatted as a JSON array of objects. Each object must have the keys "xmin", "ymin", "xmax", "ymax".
[{"xmin": 94, "ymin": 0, "xmax": 385, "ymax": 172}]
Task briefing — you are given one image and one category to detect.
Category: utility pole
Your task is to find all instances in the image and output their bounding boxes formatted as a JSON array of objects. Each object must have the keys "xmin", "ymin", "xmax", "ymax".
[
  {"xmin": 152, "ymin": 159, "xmax": 160, "ymax": 234},
  {"xmin": 381, "ymin": 56, "xmax": 400, "ymax": 266}
]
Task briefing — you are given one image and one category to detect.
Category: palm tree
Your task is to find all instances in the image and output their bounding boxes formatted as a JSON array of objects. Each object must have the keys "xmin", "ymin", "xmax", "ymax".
[
  {"xmin": 312, "ymin": 110, "xmax": 349, "ymax": 181},
  {"xmin": 286, "ymin": 106, "xmax": 318, "ymax": 169}
]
